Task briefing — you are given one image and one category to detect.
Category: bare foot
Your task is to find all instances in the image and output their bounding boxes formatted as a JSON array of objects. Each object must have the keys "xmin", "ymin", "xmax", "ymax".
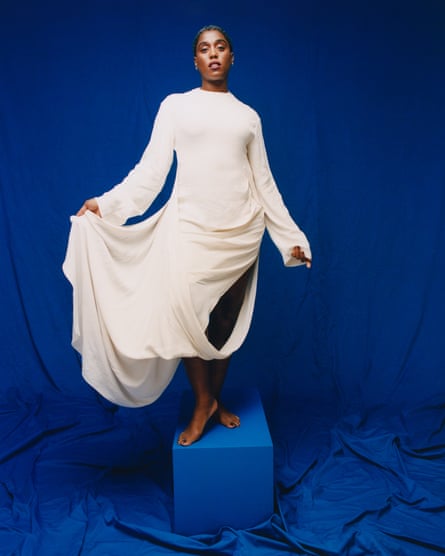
[
  {"xmin": 177, "ymin": 398, "xmax": 218, "ymax": 446},
  {"xmin": 216, "ymin": 404, "xmax": 240, "ymax": 428}
]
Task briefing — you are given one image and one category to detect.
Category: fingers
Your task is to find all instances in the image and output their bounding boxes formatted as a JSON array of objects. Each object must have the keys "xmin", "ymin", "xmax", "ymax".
[
  {"xmin": 75, "ymin": 199, "xmax": 101, "ymax": 217},
  {"xmin": 292, "ymin": 246, "xmax": 312, "ymax": 268},
  {"xmin": 76, "ymin": 204, "xmax": 88, "ymax": 217}
]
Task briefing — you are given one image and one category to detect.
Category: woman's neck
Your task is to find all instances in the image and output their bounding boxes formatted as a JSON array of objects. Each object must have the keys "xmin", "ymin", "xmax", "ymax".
[{"xmin": 200, "ymin": 79, "xmax": 229, "ymax": 93}]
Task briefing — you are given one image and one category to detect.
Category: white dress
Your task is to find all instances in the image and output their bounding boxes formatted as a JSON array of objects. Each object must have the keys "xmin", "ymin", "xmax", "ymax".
[{"xmin": 63, "ymin": 88, "xmax": 311, "ymax": 407}]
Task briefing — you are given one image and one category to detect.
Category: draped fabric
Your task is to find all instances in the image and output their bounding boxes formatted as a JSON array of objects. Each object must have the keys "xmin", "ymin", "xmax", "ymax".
[
  {"xmin": 62, "ymin": 88, "xmax": 309, "ymax": 407},
  {"xmin": 1, "ymin": 0, "xmax": 445, "ymax": 554},
  {"xmin": 62, "ymin": 199, "xmax": 261, "ymax": 407}
]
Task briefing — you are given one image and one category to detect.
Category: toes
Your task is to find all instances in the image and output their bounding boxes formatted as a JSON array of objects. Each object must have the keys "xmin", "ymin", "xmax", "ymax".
[
  {"xmin": 178, "ymin": 434, "xmax": 189, "ymax": 446},
  {"xmin": 220, "ymin": 413, "xmax": 240, "ymax": 428}
]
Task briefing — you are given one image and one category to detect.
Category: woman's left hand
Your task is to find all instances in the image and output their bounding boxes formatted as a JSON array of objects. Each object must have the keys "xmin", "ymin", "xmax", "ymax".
[{"xmin": 291, "ymin": 246, "xmax": 311, "ymax": 268}]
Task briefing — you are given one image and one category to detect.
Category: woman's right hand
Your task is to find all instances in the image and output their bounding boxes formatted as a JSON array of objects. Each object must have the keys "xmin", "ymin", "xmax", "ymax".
[{"xmin": 76, "ymin": 198, "xmax": 102, "ymax": 217}]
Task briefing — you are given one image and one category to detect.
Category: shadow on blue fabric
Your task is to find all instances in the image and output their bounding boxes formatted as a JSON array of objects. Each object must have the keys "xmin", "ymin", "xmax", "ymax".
[{"xmin": 1, "ymin": 0, "xmax": 444, "ymax": 554}]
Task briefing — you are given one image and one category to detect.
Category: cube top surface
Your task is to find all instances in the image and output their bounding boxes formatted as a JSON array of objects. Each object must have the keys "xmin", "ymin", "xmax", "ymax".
[{"xmin": 172, "ymin": 388, "xmax": 272, "ymax": 450}]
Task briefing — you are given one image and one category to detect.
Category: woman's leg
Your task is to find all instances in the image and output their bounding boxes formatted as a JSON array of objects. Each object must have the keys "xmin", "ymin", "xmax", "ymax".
[
  {"xmin": 207, "ymin": 265, "xmax": 253, "ymax": 427},
  {"xmin": 206, "ymin": 265, "xmax": 254, "ymax": 350},
  {"xmin": 178, "ymin": 265, "xmax": 254, "ymax": 445},
  {"xmin": 178, "ymin": 357, "xmax": 218, "ymax": 446},
  {"xmin": 209, "ymin": 357, "xmax": 241, "ymax": 428}
]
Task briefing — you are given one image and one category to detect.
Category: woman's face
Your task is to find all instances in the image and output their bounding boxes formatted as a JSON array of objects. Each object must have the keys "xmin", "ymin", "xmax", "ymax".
[{"xmin": 194, "ymin": 29, "xmax": 234, "ymax": 90}]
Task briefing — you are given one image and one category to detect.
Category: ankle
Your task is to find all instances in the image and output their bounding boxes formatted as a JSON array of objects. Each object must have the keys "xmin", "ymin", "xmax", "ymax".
[{"xmin": 194, "ymin": 393, "xmax": 216, "ymax": 410}]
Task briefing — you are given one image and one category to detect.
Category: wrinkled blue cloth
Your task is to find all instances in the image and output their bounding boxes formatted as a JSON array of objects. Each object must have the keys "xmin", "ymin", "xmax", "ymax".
[{"xmin": 0, "ymin": 391, "xmax": 444, "ymax": 555}]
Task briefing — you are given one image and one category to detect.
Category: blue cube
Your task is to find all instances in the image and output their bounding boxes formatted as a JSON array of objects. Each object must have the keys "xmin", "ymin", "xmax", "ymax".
[{"xmin": 172, "ymin": 388, "xmax": 273, "ymax": 535}]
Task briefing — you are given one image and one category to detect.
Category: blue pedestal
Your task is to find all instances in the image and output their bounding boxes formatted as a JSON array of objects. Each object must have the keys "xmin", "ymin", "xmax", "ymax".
[{"xmin": 172, "ymin": 388, "xmax": 273, "ymax": 535}]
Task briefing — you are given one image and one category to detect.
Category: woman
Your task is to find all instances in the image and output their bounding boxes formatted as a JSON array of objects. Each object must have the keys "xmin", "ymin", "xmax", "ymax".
[{"xmin": 64, "ymin": 25, "xmax": 311, "ymax": 446}]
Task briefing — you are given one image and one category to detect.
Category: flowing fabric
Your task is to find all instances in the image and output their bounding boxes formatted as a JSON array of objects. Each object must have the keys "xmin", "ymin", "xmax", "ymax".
[
  {"xmin": 2, "ymin": 1, "xmax": 445, "ymax": 553},
  {"xmin": 63, "ymin": 88, "xmax": 311, "ymax": 407}
]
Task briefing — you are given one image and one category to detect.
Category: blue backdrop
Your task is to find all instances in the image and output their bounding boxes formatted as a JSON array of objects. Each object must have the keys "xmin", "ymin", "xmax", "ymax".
[{"xmin": 1, "ymin": 0, "xmax": 444, "ymax": 554}]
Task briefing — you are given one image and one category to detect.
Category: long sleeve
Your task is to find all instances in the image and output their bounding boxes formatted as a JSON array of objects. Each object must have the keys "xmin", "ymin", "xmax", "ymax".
[
  {"xmin": 96, "ymin": 97, "xmax": 175, "ymax": 225},
  {"xmin": 247, "ymin": 116, "xmax": 311, "ymax": 266}
]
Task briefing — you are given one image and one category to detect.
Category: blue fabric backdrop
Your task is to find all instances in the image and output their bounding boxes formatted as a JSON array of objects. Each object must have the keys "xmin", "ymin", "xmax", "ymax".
[{"xmin": 1, "ymin": 0, "xmax": 444, "ymax": 554}]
